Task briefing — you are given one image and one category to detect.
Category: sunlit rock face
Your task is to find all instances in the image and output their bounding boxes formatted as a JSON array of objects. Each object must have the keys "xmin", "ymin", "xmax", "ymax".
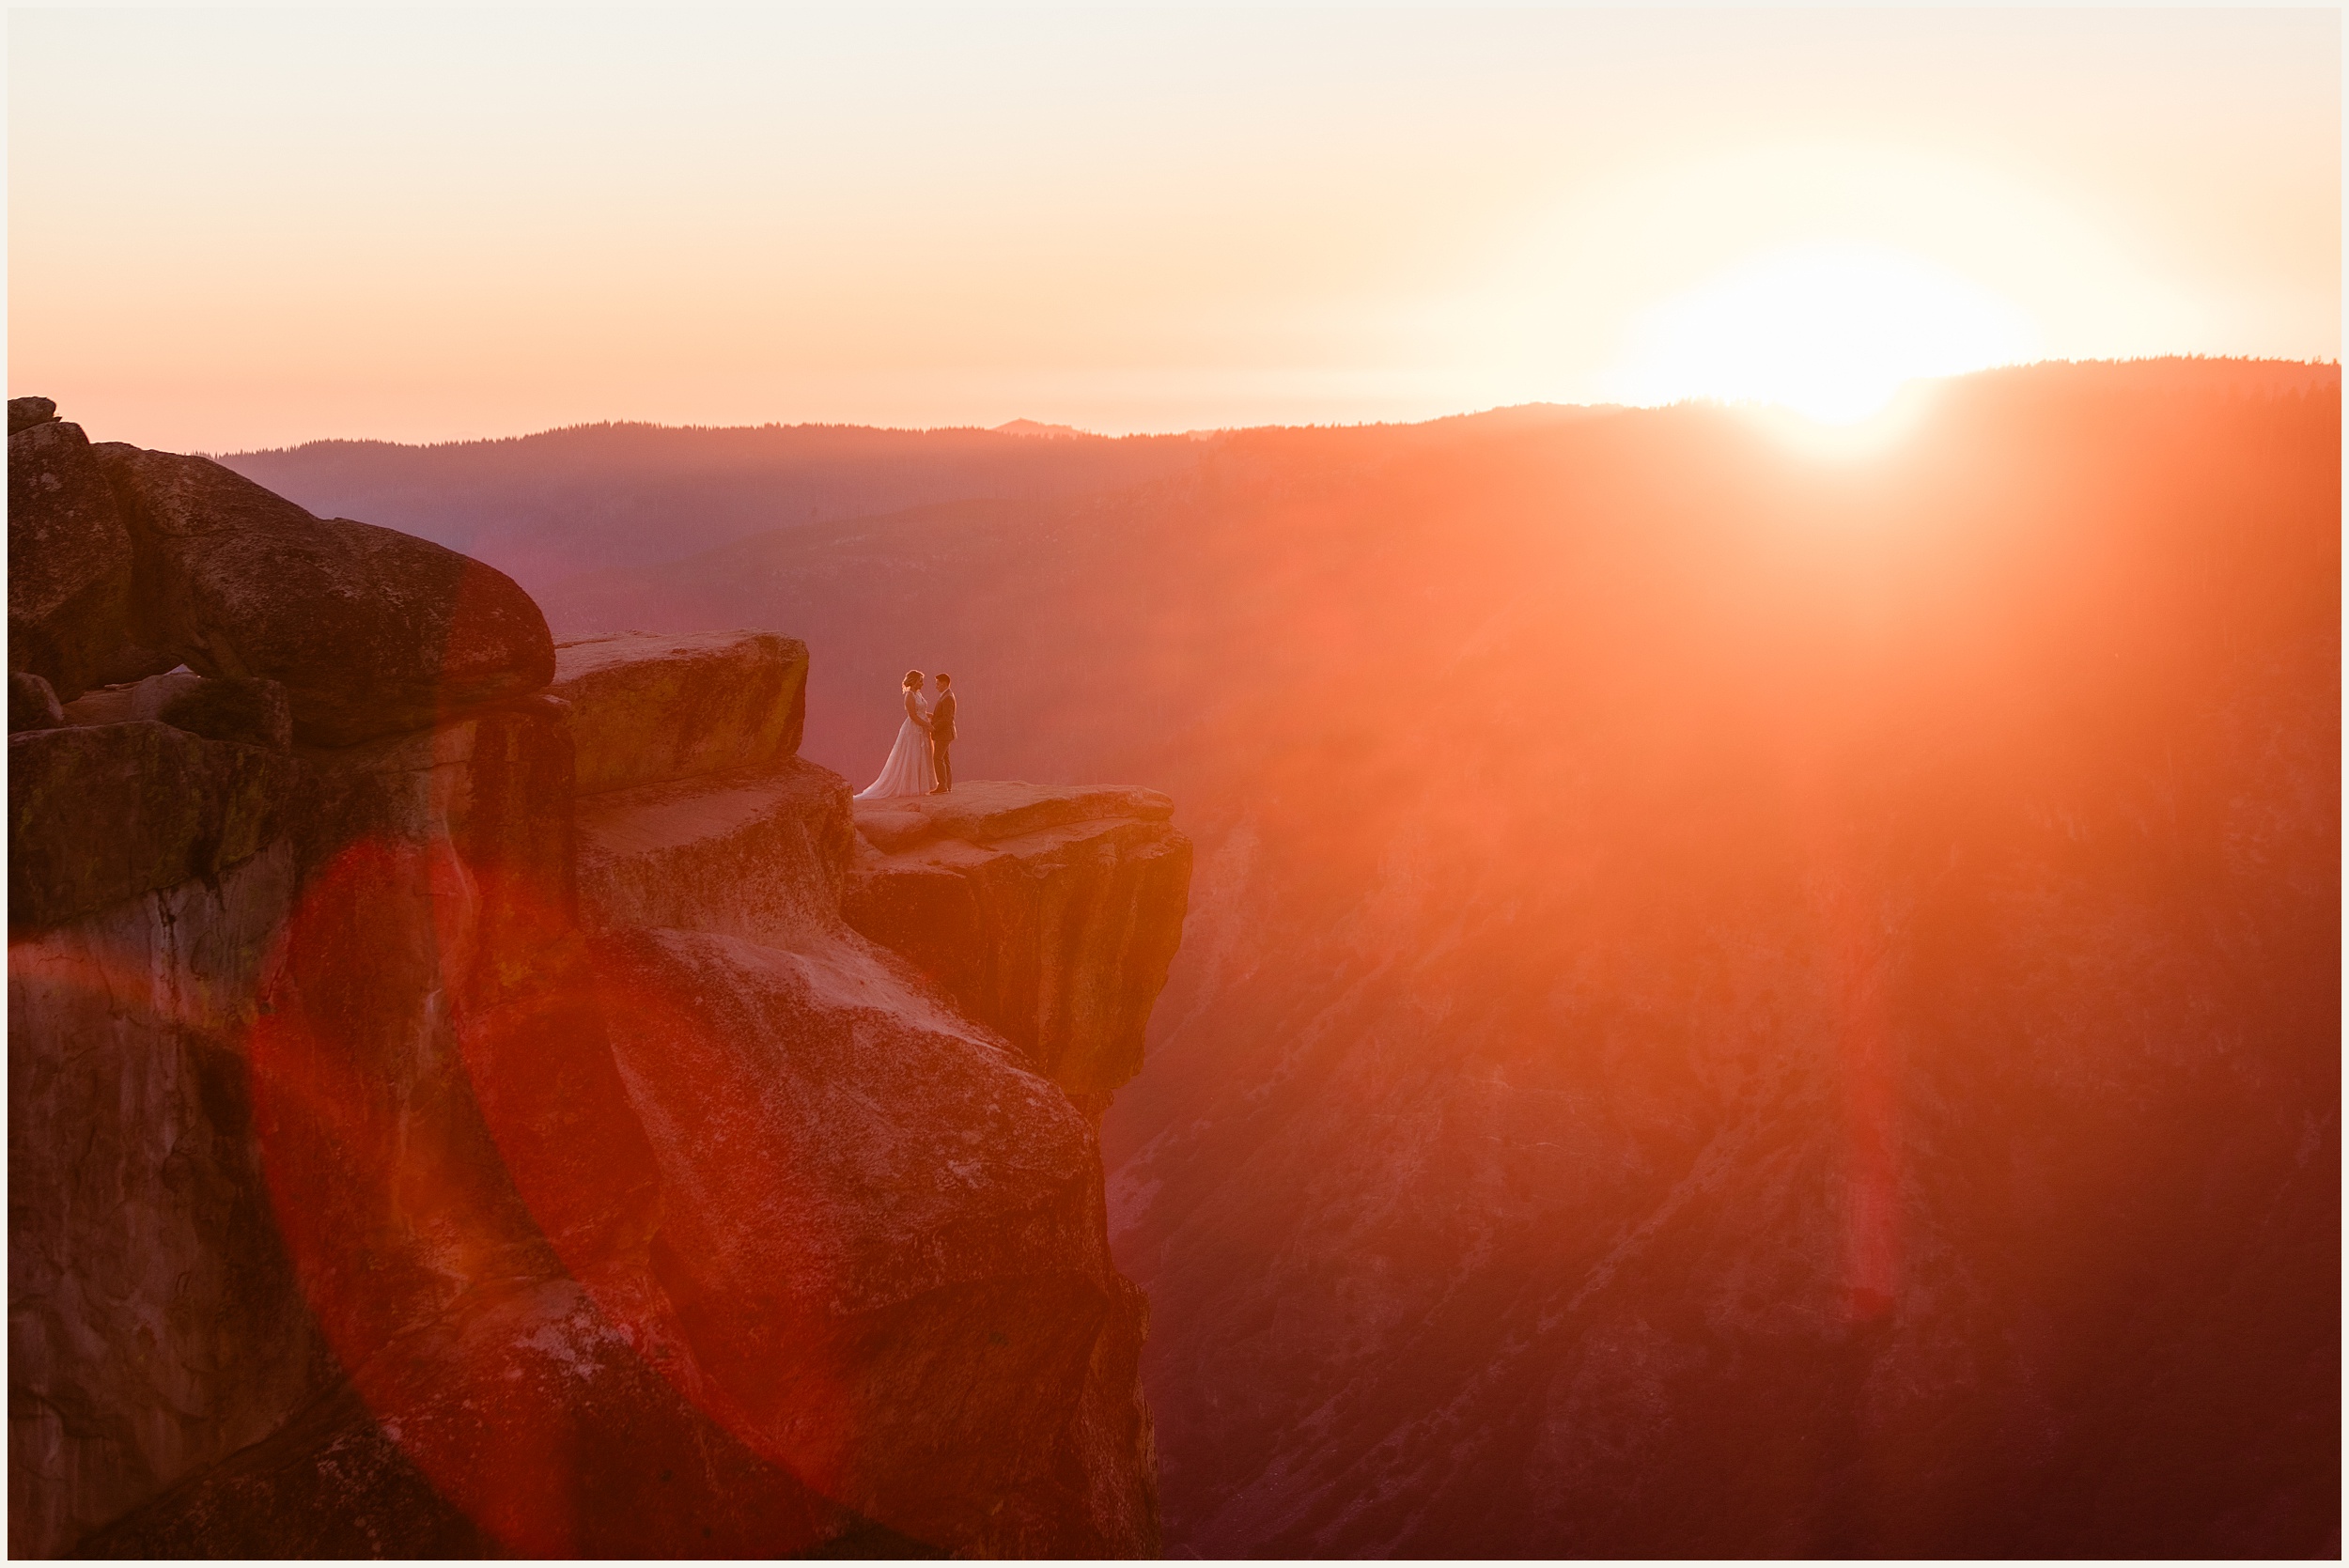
[
  {"xmin": 574, "ymin": 761, "xmax": 850, "ymax": 947},
  {"xmin": 566, "ymin": 633, "xmax": 840, "ymax": 955},
  {"xmin": 8, "ymin": 415, "xmax": 1189, "ymax": 1557},
  {"xmin": 551, "ymin": 629, "xmax": 808, "ymax": 795},
  {"xmin": 591, "ymin": 927, "xmax": 1159, "ymax": 1556},
  {"xmin": 848, "ymin": 783, "xmax": 1194, "ymax": 1102}
]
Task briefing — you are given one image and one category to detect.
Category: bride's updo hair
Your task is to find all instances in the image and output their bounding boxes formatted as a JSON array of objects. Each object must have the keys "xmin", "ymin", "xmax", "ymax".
[{"xmin": 903, "ymin": 670, "xmax": 924, "ymax": 691}]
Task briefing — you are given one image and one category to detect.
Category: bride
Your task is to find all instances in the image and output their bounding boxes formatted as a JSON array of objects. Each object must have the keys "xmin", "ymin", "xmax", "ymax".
[{"xmin": 855, "ymin": 670, "xmax": 937, "ymax": 799}]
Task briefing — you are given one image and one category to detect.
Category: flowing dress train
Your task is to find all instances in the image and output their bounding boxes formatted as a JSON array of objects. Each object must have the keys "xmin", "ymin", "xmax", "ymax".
[{"xmin": 855, "ymin": 694, "xmax": 936, "ymax": 799}]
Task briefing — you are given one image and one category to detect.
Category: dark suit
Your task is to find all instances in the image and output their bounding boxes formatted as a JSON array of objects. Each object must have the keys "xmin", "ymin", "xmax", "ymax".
[{"xmin": 928, "ymin": 690, "xmax": 957, "ymax": 791}]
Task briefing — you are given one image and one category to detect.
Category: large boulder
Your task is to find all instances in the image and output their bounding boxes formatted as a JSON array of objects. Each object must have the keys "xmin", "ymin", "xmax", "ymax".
[
  {"xmin": 845, "ymin": 783, "xmax": 1192, "ymax": 1098},
  {"xmin": 9, "ymin": 396, "xmax": 58, "ymax": 434},
  {"xmin": 8, "ymin": 419, "xmax": 147, "ymax": 701},
  {"xmin": 8, "ymin": 722, "xmax": 299, "ymax": 931},
  {"xmin": 552, "ymin": 630, "xmax": 808, "ymax": 795},
  {"xmin": 92, "ymin": 445, "xmax": 553, "ymax": 747}
]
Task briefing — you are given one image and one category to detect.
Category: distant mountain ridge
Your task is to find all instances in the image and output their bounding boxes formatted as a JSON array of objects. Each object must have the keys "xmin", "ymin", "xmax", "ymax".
[
  {"xmin": 211, "ymin": 402, "xmax": 1661, "ymax": 597},
  {"xmin": 992, "ymin": 418, "xmax": 1088, "ymax": 439},
  {"xmin": 219, "ymin": 420, "xmax": 1212, "ymax": 593},
  {"xmin": 216, "ymin": 359, "xmax": 2328, "ymax": 600}
]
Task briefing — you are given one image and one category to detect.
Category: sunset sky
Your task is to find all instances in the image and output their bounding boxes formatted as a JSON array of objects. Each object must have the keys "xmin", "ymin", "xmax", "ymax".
[{"xmin": 8, "ymin": 7, "xmax": 2340, "ymax": 451}]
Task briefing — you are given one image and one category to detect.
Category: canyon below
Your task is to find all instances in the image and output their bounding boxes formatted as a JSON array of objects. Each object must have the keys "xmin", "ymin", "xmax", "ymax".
[{"xmin": 8, "ymin": 356, "xmax": 2336, "ymax": 1556}]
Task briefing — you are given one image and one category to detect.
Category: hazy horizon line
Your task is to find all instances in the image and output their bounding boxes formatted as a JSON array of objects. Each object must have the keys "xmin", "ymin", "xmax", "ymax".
[{"xmin": 179, "ymin": 353, "xmax": 2341, "ymax": 461}]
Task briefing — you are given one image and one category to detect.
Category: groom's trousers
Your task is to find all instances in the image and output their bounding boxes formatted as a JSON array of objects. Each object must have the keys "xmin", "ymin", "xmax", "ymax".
[{"xmin": 931, "ymin": 737, "xmax": 954, "ymax": 790}]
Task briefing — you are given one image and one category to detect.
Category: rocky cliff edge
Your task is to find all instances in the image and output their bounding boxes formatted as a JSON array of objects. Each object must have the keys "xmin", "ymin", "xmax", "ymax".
[{"xmin": 6, "ymin": 398, "xmax": 1191, "ymax": 1558}]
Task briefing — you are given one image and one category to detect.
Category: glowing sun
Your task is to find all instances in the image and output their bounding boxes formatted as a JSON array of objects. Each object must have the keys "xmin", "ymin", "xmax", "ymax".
[{"xmin": 1610, "ymin": 244, "xmax": 2041, "ymax": 424}]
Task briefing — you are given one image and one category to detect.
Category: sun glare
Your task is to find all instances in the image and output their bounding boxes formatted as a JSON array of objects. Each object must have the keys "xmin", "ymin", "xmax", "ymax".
[{"xmin": 1610, "ymin": 244, "xmax": 2041, "ymax": 425}]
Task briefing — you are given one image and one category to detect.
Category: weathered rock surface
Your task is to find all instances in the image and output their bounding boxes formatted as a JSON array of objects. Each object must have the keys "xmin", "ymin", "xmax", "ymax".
[
  {"xmin": 8, "ymin": 837, "xmax": 328, "ymax": 1560},
  {"xmin": 576, "ymin": 756, "xmax": 854, "ymax": 952},
  {"xmin": 590, "ymin": 927, "xmax": 1159, "ymax": 1556},
  {"xmin": 9, "ymin": 418, "xmax": 144, "ymax": 701},
  {"xmin": 8, "ymin": 722, "xmax": 299, "ymax": 931},
  {"xmin": 847, "ymin": 783, "xmax": 1192, "ymax": 1097},
  {"xmin": 54, "ymin": 673, "xmax": 168, "ymax": 727},
  {"xmin": 551, "ymin": 629, "xmax": 809, "ymax": 795},
  {"xmin": 854, "ymin": 779, "xmax": 1174, "ymax": 853},
  {"xmin": 92, "ymin": 444, "xmax": 553, "ymax": 745}
]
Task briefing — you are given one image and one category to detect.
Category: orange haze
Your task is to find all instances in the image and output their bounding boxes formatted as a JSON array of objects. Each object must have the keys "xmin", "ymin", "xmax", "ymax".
[{"xmin": 9, "ymin": 10, "xmax": 2340, "ymax": 448}]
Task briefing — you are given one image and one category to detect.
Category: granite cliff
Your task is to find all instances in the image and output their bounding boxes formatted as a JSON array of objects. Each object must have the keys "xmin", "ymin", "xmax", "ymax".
[{"xmin": 7, "ymin": 398, "xmax": 1191, "ymax": 1557}]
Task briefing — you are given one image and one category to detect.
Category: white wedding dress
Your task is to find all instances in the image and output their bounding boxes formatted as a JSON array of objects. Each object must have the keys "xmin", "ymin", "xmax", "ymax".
[{"xmin": 855, "ymin": 691, "xmax": 937, "ymax": 799}]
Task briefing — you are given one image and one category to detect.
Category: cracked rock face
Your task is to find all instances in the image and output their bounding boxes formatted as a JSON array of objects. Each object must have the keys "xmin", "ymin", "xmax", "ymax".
[
  {"xmin": 59, "ymin": 669, "xmax": 294, "ymax": 753},
  {"xmin": 78, "ymin": 1279, "xmax": 909, "ymax": 1560}
]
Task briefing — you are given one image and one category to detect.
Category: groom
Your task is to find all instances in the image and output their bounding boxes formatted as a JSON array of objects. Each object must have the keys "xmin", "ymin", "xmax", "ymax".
[{"xmin": 927, "ymin": 673, "xmax": 957, "ymax": 793}]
